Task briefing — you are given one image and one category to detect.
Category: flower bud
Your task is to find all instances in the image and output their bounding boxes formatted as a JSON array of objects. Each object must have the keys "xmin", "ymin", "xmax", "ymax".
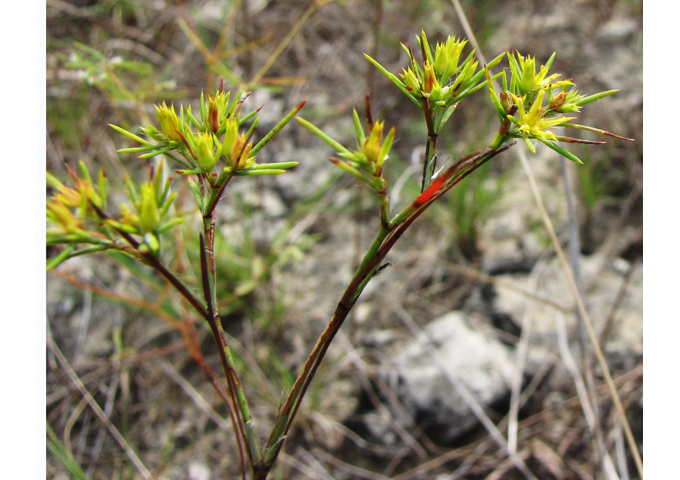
[
  {"xmin": 361, "ymin": 121, "xmax": 384, "ymax": 165},
  {"xmin": 48, "ymin": 200, "xmax": 82, "ymax": 231},
  {"xmin": 154, "ymin": 102, "xmax": 183, "ymax": 142},
  {"xmin": 401, "ymin": 67, "xmax": 421, "ymax": 93},
  {"xmin": 550, "ymin": 91, "xmax": 568, "ymax": 109},
  {"xmin": 229, "ymin": 132, "xmax": 253, "ymax": 169},
  {"xmin": 207, "ymin": 91, "xmax": 230, "ymax": 134},
  {"xmin": 422, "ymin": 61, "xmax": 438, "ymax": 95},
  {"xmin": 500, "ymin": 91, "xmax": 514, "ymax": 112},
  {"xmin": 434, "ymin": 36, "xmax": 466, "ymax": 79},
  {"xmin": 518, "ymin": 55, "xmax": 537, "ymax": 95},
  {"xmin": 193, "ymin": 132, "xmax": 221, "ymax": 171},
  {"xmin": 208, "ymin": 98, "xmax": 220, "ymax": 134},
  {"xmin": 139, "ymin": 183, "xmax": 160, "ymax": 233},
  {"xmin": 119, "ymin": 204, "xmax": 139, "ymax": 229},
  {"xmin": 222, "ymin": 119, "xmax": 239, "ymax": 154}
]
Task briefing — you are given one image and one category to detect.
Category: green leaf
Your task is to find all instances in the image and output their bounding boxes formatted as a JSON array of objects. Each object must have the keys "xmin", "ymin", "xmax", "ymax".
[
  {"xmin": 522, "ymin": 136, "xmax": 537, "ymax": 153},
  {"xmin": 574, "ymin": 90, "xmax": 618, "ymax": 106},
  {"xmin": 364, "ymin": 54, "xmax": 421, "ymax": 108},
  {"xmin": 329, "ymin": 157, "xmax": 370, "ymax": 185},
  {"xmin": 249, "ymin": 161, "xmax": 299, "ymax": 170},
  {"xmin": 251, "ymin": 99, "xmax": 307, "ymax": 156},
  {"xmin": 561, "ymin": 122, "xmax": 633, "ymax": 141},
  {"xmin": 434, "ymin": 103, "xmax": 458, "ymax": 131},
  {"xmin": 46, "ymin": 245, "xmax": 76, "ymax": 271},
  {"xmin": 117, "ymin": 145, "xmax": 158, "ymax": 153},
  {"xmin": 109, "ymin": 124, "xmax": 153, "ymax": 147},
  {"xmin": 539, "ymin": 138, "xmax": 583, "ymax": 164},
  {"xmin": 47, "ymin": 423, "xmax": 88, "ymax": 480},
  {"xmin": 187, "ymin": 175, "xmax": 205, "ymax": 211},
  {"xmin": 158, "ymin": 217, "xmax": 186, "ymax": 233},
  {"xmin": 233, "ymin": 169, "xmax": 287, "ymax": 176},
  {"xmin": 377, "ymin": 127, "xmax": 395, "ymax": 167},
  {"xmin": 296, "ymin": 117, "xmax": 352, "ymax": 155},
  {"xmin": 138, "ymin": 145, "xmax": 177, "ymax": 159},
  {"xmin": 352, "ymin": 109, "xmax": 366, "ymax": 146}
]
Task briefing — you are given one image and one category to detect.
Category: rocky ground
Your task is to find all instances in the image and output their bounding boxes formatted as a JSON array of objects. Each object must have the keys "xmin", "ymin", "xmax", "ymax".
[{"xmin": 47, "ymin": 0, "xmax": 642, "ymax": 478}]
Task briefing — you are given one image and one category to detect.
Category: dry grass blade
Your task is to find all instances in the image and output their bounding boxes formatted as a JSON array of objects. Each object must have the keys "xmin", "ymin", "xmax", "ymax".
[
  {"xmin": 46, "ymin": 320, "xmax": 153, "ymax": 479},
  {"xmin": 444, "ymin": 262, "xmax": 572, "ymax": 313},
  {"xmin": 311, "ymin": 447, "xmax": 392, "ymax": 480},
  {"xmin": 485, "ymin": 448, "xmax": 531, "ymax": 480},
  {"xmin": 517, "ymin": 148, "xmax": 643, "ymax": 478},
  {"xmin": 284, "ymin": 448, "xmax": 336, "ymax": 480},
  {"xmin": 530, "ymin": 438, "xmax": 566, "ymax": 480},
  {"xmin": 245, "ymin": 0, "xmax": 333, "ymax": 89},
  {"xmin": 508, "ymin": 257, "xmax": 549, "ymax": 454},
  {"xmin": 156, "ymin": 358, "xmax": 232, "ymax": 430},
  {"xmin": 336, "ymin": 333, "xmax": 430, "ymax": 460},
  {"xmin": 393, "ymin": 305, "xmax": 539, "ymax": 480}
]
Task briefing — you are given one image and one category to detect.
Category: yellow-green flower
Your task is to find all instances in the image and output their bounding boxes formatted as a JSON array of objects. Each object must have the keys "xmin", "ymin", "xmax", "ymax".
[
  {"xmin": 47, "ymin": 200, "xmax": 82, "ymax": 231},
  {"xmin": 361, "ymin": 121, "xmax": 384, "ymax": 166},
  {"xmin": 422, "ymin": 61, "xmax": 440, "ymax": 96},
  {"xmin": 118, "ymin": 203, "xmax": 140, "ymax": 230},
  {"xmin": 434, "ymin": 36, "xmax": 466, "ymax": 79},
  {"xmin": 401, "ymin": 67, "xmax": 421, "ymax": 94},
  {"xmin": 228, "ymin": 132, "xmax": 254, "ymax": 169},
  {"xmin": 47, "ymin": 172, "xmax": 83, "ymax": 208},
  {"xmin": 510, "ymin": 90, "xmax": 574, "ymax": 151},
  {"xmin": 548, "ymin": 88, "xmax": 586, "ymax": 113},
  {"xmin": 138, "ymin": 183, "xmax": 160, "ymax": 234},
  {"xmin": 154, "ymin": 102, "xmax": 183, "ymax": 142},
  {"xmin": 356, "ymin": 120, "xmax": 395, "ymax": 171},
  {"xmin": 188, "ymin": 131, "xmax": 222, "ymax": 171},
  {"xmin": 222, "ymin": 119, "xmax": 239, "ymax": 154},
  {"xmin": 510, "ymin": 51, "xmax": 572, "ymax": 96},
  {"xmin": 207, "ymin": 90, "xmax": 230, "ymax": 134}
]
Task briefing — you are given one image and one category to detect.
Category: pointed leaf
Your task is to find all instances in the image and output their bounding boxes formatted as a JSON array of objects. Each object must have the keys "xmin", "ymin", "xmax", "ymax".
[
  {"xmin": 364, "ymin": 54, "xmax": 421, "ymax": 108},
  {"xmin": 109, "ymin": 124, "xmax": 154, "ymax": 147},
  {"xmin": 296, "ymin": 117, "xmax": 352, "ymax": 155},
  {"xmin": 539, "ymin": 138, "xmax": 583, "ymax": 164},
  {"xmin": 251, "ymin": 99, "xmax": 307, "ymax": 156}
]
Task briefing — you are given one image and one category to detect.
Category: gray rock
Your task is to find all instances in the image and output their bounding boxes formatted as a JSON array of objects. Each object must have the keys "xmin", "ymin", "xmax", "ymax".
[
  {"xmin": 377, "ymin": 312, "xmax": 515, "ymax": 443},
  {"xmin": 480, "ymin": 253, "xmax": 642, "ymax": 376}
]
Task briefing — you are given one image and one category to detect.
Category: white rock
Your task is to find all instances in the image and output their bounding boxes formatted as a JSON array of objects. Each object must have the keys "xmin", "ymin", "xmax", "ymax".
[{"xmin": 382, "ymin": 312, "xmax": 515, "ymax": 442}]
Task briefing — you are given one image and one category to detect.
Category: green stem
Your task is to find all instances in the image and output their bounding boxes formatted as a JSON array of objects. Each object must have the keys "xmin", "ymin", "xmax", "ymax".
[
  {"xmin": 260, "ymin": 225, "xmax": 390, "ymax": 471},
  {"xmin": 352, "ymin": 226, "xmax": 389, "ymax": 284},
  {"xmin": 420, "ymin": 98, "xmax": 438, "ymax": 191},
  {"xmin": 377, "ymin": 179, "xmax": 391, "ymax": 230},
  {"xmin": 199, "ymin": 218, "xmax": 263, "ymax": 469},
  {"xmin": 256, "ymin": 145, "xmax": 516, "ymax": 479},
  {"xmin": 89, "ymin": 201, "xmax": 209, "ymax": 318}
]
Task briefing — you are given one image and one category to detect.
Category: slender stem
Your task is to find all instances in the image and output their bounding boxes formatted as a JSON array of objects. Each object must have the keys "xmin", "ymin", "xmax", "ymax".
[
  {"xmin": 146, "ymin": 254, "xmax": 209, "ymax": 318},
  {"xmin": 258, "ymin": 144, "xmax": 514, "ymax": 476},
  {"xmin": 89, "ymin": 201, "xmax": 210, "ymax": 318},
  {"xmin": 183, "ymin": 322, "xmax": 248, "ymax": 476},
  {"xmin": 352, "ymin": 226, "xmax": 390, "ymax": 284},
  {"xmin": 205, "ymin": 171, "xmax": 235, "ymax": 218},
  {"xmin": 199, "ymin": 220, "xmax": 263, "ymax": 468},
  {"xmin": 420, "ymin": 98, "xmax": 438, "ymax": 192},
  {"xmin": 377, "ymin": 180, "xmax": 391, "ymax": 229},
  {"xmin": 260, "ymin": 227, "xmax": 388, "ymax": 469}
]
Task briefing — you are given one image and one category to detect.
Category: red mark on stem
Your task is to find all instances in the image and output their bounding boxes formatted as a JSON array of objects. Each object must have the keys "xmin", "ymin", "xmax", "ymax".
[{"xmin": 414, "ymin": 173, "xmax": 448, "ymax": 206}]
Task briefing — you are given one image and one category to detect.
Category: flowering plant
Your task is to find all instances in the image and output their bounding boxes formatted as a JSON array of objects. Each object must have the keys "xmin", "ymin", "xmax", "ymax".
[{"xmin": 47, "ymin": 31, "xmax": 631, "ymax": 480}]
